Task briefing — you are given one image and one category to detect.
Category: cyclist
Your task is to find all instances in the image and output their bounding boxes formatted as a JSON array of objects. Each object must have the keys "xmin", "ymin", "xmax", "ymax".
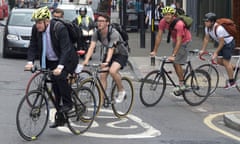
[
  {"xmin": 82, "ymin": 12, "xmax": 128, "ymax": 103},
  {"xmin": 24, "ymin": 6, "xmax": 78, "ymax": 128},
  {"xmin": 52, "ymin": 8, "xmax": 64, "ymax": 19},
  {"xmin": 150, "ymin": 6, "xmax": 192, "ymax": 95},
  {"xmin": 199, "ymin": 12, "xmax": 236, "ymax": 89}
]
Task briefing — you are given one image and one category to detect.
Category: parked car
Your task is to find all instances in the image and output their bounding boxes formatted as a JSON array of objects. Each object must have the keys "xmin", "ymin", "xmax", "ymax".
[
  {"xmin": 0, "ymin": 0, "xmax": 8, "ymax": 20},
  {"xmin": 2, "ymin": 8, "xmax": 35, "ymax": 58},
  {"xmin": 57, "ymin": 3, "xmax": 95, "ymax": 21}
]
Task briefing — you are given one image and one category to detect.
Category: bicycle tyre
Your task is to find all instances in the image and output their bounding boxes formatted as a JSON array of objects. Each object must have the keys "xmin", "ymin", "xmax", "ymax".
[
  {"xmin": 25, "ymin": 71, "xmax": 44, "ymax": 95},
  {"xmin": 16, "ymin": 90, "xmax": 49, "ymax": 141},
  {"xmin": 78, "ymin": 77, "xmax": 102, "ymax": 115},
  {"xmin": 139, "ymin": 70, "xmax": 166, "ymax": 107},
  {"xmin": 77, "ymin": 69, "xmax": 92, "ymax": 83},
  {"xmin": 197, "ymin": 64, "xmax": 219, "ymax": 95},
  {"xmin": 67, "ymin": 87, "xmax": 96, "ymax": 135},
  {"xmin": 183, "ymin": 69, "xmax": 211, "ymax": 106},
  {"xmin": 234, "ymin": 67, "xmax": 240, "ymax": 92},
  {"xmin": 111, "ymin": 77, "xmax": 134, "ymax": 118}
]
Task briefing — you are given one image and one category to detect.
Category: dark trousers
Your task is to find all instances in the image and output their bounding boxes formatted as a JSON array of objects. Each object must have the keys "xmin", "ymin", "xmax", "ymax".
[{"xmin": 47, "ymin": 60, "xmax": 72, "ymax": 110}]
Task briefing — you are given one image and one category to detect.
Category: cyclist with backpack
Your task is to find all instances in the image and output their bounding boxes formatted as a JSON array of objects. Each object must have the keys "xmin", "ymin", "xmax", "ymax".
[
  {"xmin": 150, "ymin": 6, "xmax": 192, "ymax": 95},
  {"xmin": 199, "ymin": 12, "xmax": 236, "ymax": 89},
  {"xmin": 24, "ymin": 6, "xmax": 78, "ymax": 128},
  {"xmin": 82, "ymin": 12, "xmax": 128, "ymax": 103}
]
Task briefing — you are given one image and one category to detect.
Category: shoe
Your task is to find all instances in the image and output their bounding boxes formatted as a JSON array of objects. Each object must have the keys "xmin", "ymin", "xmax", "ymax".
[
  {"xmin": 49, "ymin": 112, "xmax": 66, "ymax": 128},
  {"xmin": 116, "ymin": 90, "xmax": 126, "ymax": 103},
  {"xmin": 173, "ymin": 85, "xmax": 186, "ymax": 93},
  {"xmin": 49, "ymin": 121, "xmax": 65, "ymax": 128},
  {"xmin": 224, "ymin": 82, "xmax": 236, "ymax": 89}
]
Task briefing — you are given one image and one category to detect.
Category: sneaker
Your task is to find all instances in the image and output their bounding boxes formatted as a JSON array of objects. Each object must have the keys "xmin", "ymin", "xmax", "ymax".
[
  {"xmin": 224, "ymin": 82, "xmax": 236, "ymax": 89},
  {"xmin": 173, "ymin": 85, "xmax": 186, "ymax": 93},
  {"xmin": 116, "ymin": 90, "xmax": 126, "ymax": 103}
]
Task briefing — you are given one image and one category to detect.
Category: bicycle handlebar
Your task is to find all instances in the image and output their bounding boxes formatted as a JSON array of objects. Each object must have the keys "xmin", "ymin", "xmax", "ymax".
[{"xmin": 198, "ymin": 51, "xmax": 218, "ymax": 65}]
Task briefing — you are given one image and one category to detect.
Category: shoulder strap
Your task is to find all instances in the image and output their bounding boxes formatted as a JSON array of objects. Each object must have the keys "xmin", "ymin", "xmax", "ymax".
[
  {"xmin": 214, "ymin": 24, "xmax": 219, "ymax": 38},
  {"xmin": 167, "ymin": 18, "xmax": 180, "ymax": 43},
  {"xmin": 97, "ymin": 25, "xmax": 113, "ymax": 43}
]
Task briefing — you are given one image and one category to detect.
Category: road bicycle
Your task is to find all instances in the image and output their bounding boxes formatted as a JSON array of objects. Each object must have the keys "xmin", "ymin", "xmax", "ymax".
[
  {"xmin": 16, "ymin": 67, "xmax": 96, "ymax": 141},
  {"xmin": 78, "ymin": 63, "xmax": 134, "ymax": 118},
  {"xmin": 139, "ymin": 54, "xmax": 211, "ymax": 107},
  {"xmin": 198, "ymin": 51, "xmax": 240, "ymax": 95}
]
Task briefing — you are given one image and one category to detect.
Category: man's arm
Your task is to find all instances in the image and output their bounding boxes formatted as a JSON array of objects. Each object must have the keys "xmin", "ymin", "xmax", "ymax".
[
  {"xmin": 82, "ymin": 41, "xmax": 96, "ymax": 65},
  {"xmin": 200, "ymin": 34, "xmax": 210, "ymax": 52}
]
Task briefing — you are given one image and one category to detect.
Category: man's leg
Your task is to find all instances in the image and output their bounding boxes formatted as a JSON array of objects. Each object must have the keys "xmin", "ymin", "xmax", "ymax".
[
  {"xmin": 109, "ymin": 62, "xmax": 123, "ymax": 91},
  {"xmin": 173, "ymin": 63, "xmax": 184, "ymax": 83}
]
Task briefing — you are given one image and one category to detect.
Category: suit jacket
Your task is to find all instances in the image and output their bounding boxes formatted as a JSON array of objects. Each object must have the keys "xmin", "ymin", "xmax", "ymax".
[{"xmin": 27, "ymin": 19, "xmax": 78, "ymax": 73}]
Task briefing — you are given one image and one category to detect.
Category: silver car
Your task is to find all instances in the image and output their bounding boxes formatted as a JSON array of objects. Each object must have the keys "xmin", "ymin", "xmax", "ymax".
[{"xmin": 2, "ymin": 8, "xmax": 35, "ymax": 58}]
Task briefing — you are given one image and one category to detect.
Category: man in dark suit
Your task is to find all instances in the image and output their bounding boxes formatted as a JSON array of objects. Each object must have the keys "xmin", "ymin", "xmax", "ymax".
[{"xmin": 24, "ymin": 6, "xmax": 78, "ymax": 128}]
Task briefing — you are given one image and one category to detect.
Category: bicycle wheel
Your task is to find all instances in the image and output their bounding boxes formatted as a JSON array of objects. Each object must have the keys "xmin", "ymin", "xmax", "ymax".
[
  {"xmin": 71, "ymin": 70, "xmax": 92, "ymax": 89},
  {"xmin": 77, "ymin": 70, "xmax": 92, "ymax": 84},
  {"xmin": 67, "ymin": 87, "xmax": 96, "ymax": 135},
  {"xmin": 78, "ymin": 77, "xmax": 102, "ymax": 115},
  {"xmin": 111, "ymin": 77, "xmax": 134, "ymax": 118},
  {"xmin": 197, "ymin": 64, "xmax": 219, "ymax": 95},
  {"xmin": 234, "ymin": 67, "xmax": 240, "ymax": 92},
  {"xmin": 16, "ymin": 90, "xmax": 49, "ymax": 141},
  {"xmin": 139, "ymin": 70, "xmax": 166, "ymax": 107},
  {"xmin": 25, "ymin": 71, "xmax": 44, "ymax": 94},
  {"xmin": 183, "ymin": 69, "xmax": 211, "ymax": 106}
]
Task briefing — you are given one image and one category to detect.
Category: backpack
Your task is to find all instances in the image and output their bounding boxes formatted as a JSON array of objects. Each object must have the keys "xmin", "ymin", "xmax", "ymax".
[
  {"xmin": 97, "ymin": 23, "xmax": 130, "ymax": 54},
  {"xmin": 53, "ymin": 18, "xmax": 82, "ymax": 50},
  {"xmin": 167, "ymin": 14, "xmax": 193, "ymax": 43},
  {"xmin": 214, "ymin": 18, "xmax": 237, "ymax": 39}
]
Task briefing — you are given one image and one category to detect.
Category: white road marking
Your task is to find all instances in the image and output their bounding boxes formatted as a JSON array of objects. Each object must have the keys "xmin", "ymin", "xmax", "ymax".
[{"xmin": 49, "ymin": 109, "xmax": 161, "ymax": 139}]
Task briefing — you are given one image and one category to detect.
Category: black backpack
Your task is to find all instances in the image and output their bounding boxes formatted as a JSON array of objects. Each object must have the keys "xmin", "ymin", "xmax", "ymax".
[
  {"xmin": 98, "ymin": 23, "xmax": 130, "ymax": 53},
  {"xmin": 53, "ymin": 18, "xmax": 82, "ymax": 50}
]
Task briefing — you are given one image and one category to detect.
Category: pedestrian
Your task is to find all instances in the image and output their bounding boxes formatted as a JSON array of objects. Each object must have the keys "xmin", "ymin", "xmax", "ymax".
[
  {"xmin": 150, "ymin": 6, "xmax": 192, "ymax": 95},
  {"xmin": 24, "ymin": 6, "xmax": 78, "ymax": 128},
  {"xmin": 82, "ymin": 12, "xmax": 129, "ymax": 103},
  {"xmin": 199, "ymin": 12, "xmax": 236, "ymax": 89}
]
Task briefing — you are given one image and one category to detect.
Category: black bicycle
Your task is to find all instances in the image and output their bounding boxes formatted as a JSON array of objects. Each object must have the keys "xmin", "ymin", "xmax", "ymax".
[
  {"xmin": 79, "ymin": 63, "xmax": 134, "ymax": 118},
  {"xmin": 16, "ymin": 67, "xmax": 96, "ymax": 141},
  {"xmin": 140, "ymin": 55, "xmax": 211, "ymax": 107}
]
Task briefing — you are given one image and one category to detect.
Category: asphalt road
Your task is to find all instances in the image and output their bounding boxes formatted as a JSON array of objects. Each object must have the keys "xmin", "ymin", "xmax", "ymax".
[{"xmin": 1, "ymin": 19, "xmax": 240, "ymax": 144}]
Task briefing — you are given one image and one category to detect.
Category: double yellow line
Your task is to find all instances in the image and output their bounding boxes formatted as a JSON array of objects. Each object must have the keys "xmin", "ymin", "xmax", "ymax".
[{"xmin": 204, "ymin": 111, "xmax": 240, "ymax": 141}]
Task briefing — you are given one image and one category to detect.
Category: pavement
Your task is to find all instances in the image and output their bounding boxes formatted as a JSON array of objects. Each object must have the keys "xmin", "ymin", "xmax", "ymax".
[{"xmin": 110, "ymin": 11, "xmax": 240, "ymax": 132}]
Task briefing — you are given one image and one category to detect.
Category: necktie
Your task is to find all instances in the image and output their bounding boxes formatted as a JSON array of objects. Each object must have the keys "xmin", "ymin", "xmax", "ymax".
[{"xmin": 42, "ymin": 32, "xmax": 46, "ymax": 69}]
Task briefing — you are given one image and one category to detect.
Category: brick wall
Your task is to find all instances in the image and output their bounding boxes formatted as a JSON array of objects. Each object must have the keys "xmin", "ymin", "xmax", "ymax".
[{"xmin": 233, "ymin": 0, "xmax": 240, "ymax": 47}]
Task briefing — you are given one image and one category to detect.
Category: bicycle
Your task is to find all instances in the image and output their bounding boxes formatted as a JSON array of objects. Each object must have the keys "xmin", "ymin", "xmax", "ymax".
[
  {"xmin": 139, "ymin": 54, "xmax": 211, "ymax": 107},
  {"xmin": 198, "ymin": 51, "xmax": 240, "ymax": 95},
  {"xmin": 16, "ymin": 67, "xmax": 96, "ymax": 141},
  {"xmin": 78, "ymin": 63, "xmax": 134, "ymax": 118}
]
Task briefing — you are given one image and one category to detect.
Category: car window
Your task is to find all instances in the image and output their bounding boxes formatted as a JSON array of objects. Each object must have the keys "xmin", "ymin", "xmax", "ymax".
[{"xmin": 8, "ymin": 12, "xmax": 35, "ymax": 27}]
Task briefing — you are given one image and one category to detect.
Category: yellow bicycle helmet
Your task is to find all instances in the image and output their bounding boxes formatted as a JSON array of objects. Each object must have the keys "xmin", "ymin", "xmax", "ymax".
[
  {"xmin": 32, "ymin": 6, "xmax": 51, "ymax": 21},
  {"xmin": 162, "ymin": 6, "xmax": 175, "ymax": 15}
]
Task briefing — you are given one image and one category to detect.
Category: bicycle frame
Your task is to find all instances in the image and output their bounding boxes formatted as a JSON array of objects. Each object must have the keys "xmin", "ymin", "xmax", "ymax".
[
  {"xmin": 86, "ymin": 64, "xmax": 114, "ymax": 108},
  {"xmin": 156, "ymin": 57, "xmax": 195, "ymax": 87}
]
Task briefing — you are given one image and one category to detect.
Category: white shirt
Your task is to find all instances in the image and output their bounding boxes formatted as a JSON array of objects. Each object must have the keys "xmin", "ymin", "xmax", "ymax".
[{"xmin": 205, "ymin": 23, "xmax": 234, "ymax": 44}]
